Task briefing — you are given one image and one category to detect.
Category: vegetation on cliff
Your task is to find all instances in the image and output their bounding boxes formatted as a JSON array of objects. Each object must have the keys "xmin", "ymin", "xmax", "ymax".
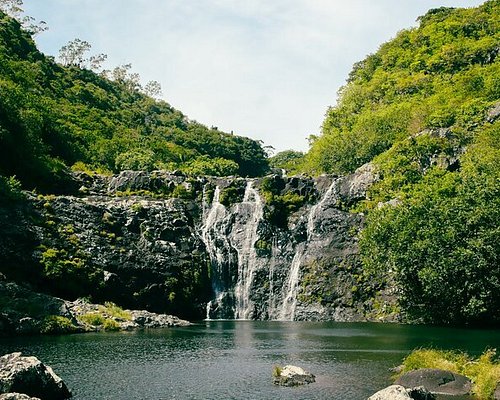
[
  {"xmin": 0, "ymin": 10, "xmax": 268, "ymax": 193},
  {"xmin": 303, "ymin": 0, "xmax": 500, "ymax": 325}
]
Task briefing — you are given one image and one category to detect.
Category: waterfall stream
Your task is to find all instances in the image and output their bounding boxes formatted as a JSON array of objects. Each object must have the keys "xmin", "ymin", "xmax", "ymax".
[
  {"xmin": 201, "ymin": 177, "xmax": 340, "ymax": 321},
  {"xmin": 233, "ymin": 181, "xmax": 264, "ymax": 319}
]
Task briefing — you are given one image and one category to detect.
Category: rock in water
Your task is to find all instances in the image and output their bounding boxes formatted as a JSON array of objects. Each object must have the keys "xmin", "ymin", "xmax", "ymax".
[
  {"xmin": 0, "ymin": 353, "xmax": 71, "ymax": 399},
  {"xmin": 368, "ymin": 385, "xmax": 413, "ymax": 400},
  {"xmin": 395, "ymin": 368, "xmax": 472, "ymax": 397},
  {"xmin": 272, "ymin": 365, "xmax": 315, "ymax": 387}
]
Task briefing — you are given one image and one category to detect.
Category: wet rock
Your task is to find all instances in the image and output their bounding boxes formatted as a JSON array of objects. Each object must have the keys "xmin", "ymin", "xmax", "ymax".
[
  {"xmin": 272, "ymin": 365, "xmax": 315, "ymax": 387},
  {"xmin": 0, "ymin": 352, "xmax": 71, "ymax": 399},
  {"xmin": 0, "ymin": 394, "xmax": 41, "ymax": 400},
  {"xmin": 395, "ymin": 368, "xmax": 472, "ymax": 397},
  {"xmin": 129, "ymin": 310, "xmax": 191, "ymax": 328}
]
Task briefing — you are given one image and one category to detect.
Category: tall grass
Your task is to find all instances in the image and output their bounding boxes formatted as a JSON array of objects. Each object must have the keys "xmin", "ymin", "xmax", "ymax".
[{"xmin": 399, "ymin": 349, "xmax": 500, "ymax": 399}]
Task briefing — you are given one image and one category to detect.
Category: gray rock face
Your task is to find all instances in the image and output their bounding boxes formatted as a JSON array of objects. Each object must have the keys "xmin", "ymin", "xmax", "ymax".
[
  {"xmin": 395, "ymin": 368, "xmax": 472, "ymax": 397},
  {"xmin": 494, "ymin": 383, "xmax": 500, "ymax": 400},
  {"xmin": 1, "ymin": 170, "xmax": 393, "ymax": 322},
  {"xmin": 272, "ymin": 365, "xmax": 315, "ymax": 387},
  {"xmin": 0, "ymin": 353, "xmax": 71, "ymax": 400}
]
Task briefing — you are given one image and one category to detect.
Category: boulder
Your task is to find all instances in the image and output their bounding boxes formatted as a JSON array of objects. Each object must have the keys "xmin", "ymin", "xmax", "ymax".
[
  {"xmin": 0, "ymin": 394, "xmax": 41, "ymax": 400},
  {"xmin": 368, "ymin": 385, "xmax": 435, "ymax": 400},
  {"xmin": 272, "ymin": 365, "xmax": 315, "ymax": 387},
  {"xmin": 0, "ymin": 353, "xmax": 71, "ymax": 399},
  {"xmin": 368, "ymin": 385, "xmax": 412, "ymax": 400},
  {"xmin": 494, "ymin": 383, "xmax": 500, "ymax": 400},
  {"xmin": 395, "ymin": 368, "xmax": 472, "ymax": 397}
]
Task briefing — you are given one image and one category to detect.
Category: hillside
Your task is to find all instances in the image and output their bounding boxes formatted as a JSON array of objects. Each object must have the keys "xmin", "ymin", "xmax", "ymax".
[
  {"xmin": 302, "ymin": 0, "xmax": 500, "ymax": 325},
  {"xmin": 0, "ymin": 11, "xmax": 269, "ymax": 193}
]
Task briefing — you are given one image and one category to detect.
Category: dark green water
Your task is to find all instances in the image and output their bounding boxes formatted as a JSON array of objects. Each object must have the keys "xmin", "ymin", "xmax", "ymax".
[{"xmin": 0, "ymin": 321, "xmax": 499, "ymax": 399}]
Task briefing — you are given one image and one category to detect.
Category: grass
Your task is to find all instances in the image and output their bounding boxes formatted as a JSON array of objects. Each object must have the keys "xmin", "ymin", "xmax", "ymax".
[
  {"xmin": 399, "ymin": 349, "xmax": 500, "ymax": 399},
  {"xmin": 101, "ymin": 302, "xmax": 132, "ymax": 321},
  {"xmin": 272, "ymin": 365, "xmax": 283, "ymax": 378},
  {"xmin": 40, "ymin": 315, "xmax": 78, "ymax": 334}
]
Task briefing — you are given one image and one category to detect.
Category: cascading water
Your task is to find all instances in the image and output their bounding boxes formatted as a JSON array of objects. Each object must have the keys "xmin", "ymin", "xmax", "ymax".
[
  {"xmin": 233, "ymin": 181, "xmax": 264, "ymax": 319},
  {"xmin": 201, "ymin": 176, "xmax": 342, "ymax": 322},
  {"xmin": 278, "ymin": 178, "xmax": 340, "ymax": 321},
  {"xmin": 201, "ymin": 185, "xmax": 230, "ymax": 319},
  {"xmin": 278, "ymin": 242, "xmax": 306, "ymax": 321}
]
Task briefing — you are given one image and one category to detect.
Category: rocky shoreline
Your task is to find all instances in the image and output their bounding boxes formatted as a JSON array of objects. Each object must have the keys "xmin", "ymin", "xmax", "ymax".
[{"xmin": 0, "ymin": 280, "xmax": 190, "ymax": 336}]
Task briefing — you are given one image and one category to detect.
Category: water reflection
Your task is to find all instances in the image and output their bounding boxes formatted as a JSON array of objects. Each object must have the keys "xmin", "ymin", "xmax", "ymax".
[{"xmin": 0, "ymin": 322, "xmax": 498, "ymax": 399}]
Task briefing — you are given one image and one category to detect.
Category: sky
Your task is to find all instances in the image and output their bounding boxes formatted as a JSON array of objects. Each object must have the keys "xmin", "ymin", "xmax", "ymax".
[{"xmin": 23, "ymin": 0, "xmax": 485, "ymax": 153}]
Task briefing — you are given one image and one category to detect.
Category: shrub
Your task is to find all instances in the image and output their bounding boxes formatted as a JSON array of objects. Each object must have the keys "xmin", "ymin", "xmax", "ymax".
[
  {"xmin": 400, "ymin": 348, "xmax": 500, "ymax": 399},
  {"xmin": 79, "ymin": 312, "xmax": 105, "ymax": 326},
  {"xmin": 40, "ymin": 315, "xmax": 78, "ymax": 334},
  {"xmin": 102, "ymin": 301, "xmax": 131, "ymax": 320}
]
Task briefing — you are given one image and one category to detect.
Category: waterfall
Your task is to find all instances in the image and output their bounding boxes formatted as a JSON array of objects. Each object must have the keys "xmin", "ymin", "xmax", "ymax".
[
  {"xmin": 201, "ymin": 176, "xmax": 341, "ymax": 322},
  {"xmin": 201, "ymin": 185, "xmax": 230, "ymax": 319},
  {"xmin": 307, "ymin": 178, "xmax": 338, "ymax": 238},
  {"xmin": 278, "ymin": 242, "xmax": 306, "ymax": 321},
  {"xmin": 233, "ymin": 181, "xmax": 264, "ymax": 320},
  {"xmin": 279, "ymin": 178, "xmax": 339, "ymax": 321}
]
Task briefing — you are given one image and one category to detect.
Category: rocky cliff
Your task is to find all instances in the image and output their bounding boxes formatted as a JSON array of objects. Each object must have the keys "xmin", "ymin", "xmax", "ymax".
[{"xmin": 0, "ymin": 168, "xmax": 397, "ymax": 322}]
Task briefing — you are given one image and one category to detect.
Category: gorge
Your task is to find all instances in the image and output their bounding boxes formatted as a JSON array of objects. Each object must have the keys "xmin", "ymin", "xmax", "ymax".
[{"xmin": 0, "ymin": 164, "xmax": 390, "ymax": 327}]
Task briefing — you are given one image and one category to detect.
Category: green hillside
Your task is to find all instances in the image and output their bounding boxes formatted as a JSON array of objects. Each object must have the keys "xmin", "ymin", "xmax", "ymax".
[
  {"xmin": 0, "ymin": 11, "xmax": 268, "ymax": 192},
  {"xmin": 304, "ymin": 0, "xmax": 500, "ymax": 325}
]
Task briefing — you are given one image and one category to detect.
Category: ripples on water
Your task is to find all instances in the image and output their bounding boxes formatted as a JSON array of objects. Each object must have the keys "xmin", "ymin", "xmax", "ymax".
[{"xmin": 0, "ymin": 321, "xmax": 499, "ymax": 399}]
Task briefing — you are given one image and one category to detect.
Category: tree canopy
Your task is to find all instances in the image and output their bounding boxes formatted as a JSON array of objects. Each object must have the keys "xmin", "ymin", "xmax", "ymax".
[
  {"xmin": 303, "ymin": 0, "xmax": 500, "ymax": 325},
  {"xmin": 0, "ymin": 11, "xmax": 269, "ymax": 191}
]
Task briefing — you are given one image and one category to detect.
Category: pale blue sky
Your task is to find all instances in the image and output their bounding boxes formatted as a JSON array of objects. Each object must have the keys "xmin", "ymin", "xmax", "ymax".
[{"xmin": 24, "ymin": 0, "xmax": 485, "ymax": 152}]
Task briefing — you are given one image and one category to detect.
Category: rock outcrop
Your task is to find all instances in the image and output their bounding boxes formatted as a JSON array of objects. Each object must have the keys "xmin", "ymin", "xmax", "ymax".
[
  {"xmin": 0, "ymin": 353, "xmax": 71, "ymax": 400},
  {"xmin": 0, "ymin": 169, "xmax": 395, "ymax": 323},
  {"xmin": 0, "ymin": 281, "xmax": 189, "ymax": 335},
  {"xmin": 272, "ymin": 365, "xmax": 315, "ymax": 387},
  {"xmin": 395, "ymin": 368, "xmax": 472, "ymax": 397},
  {"xmin": 0, "ymin": 394, "xmax": 41, "ymax": 400}
]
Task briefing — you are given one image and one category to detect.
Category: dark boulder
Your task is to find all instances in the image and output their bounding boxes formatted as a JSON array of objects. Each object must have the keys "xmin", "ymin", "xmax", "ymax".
[
  {"xmin": 395, "ymin": 368, "xmax": 472, "ymax": 397},
  {"xmin": 0, "ymin": 353, "xmax": 71, "ymax": 400}
]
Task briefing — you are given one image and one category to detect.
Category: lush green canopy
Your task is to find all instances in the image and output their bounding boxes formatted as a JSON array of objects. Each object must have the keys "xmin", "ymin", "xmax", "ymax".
[
  {"xmin": 0, "ymin": 11, "xmax": 269, "ymax": 191},
  {"xmin": 305, "ymin": 0, "xmax": 500, "ymax": 325}
]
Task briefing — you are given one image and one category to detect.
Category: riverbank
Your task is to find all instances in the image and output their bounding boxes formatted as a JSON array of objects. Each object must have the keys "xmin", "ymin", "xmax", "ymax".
[{"xmin": 0, "ymin": 279, "xmax": 190, "ymax": 336}]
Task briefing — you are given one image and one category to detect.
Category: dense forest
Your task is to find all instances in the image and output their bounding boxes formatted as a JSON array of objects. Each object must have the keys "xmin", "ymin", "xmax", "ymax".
[
  {"xmin": 294, "ymin": 0, "xmax": 499, "ymax": 325},
  {"xmin": 0, "ymin": 10, "xmax": 269, "ymax": 194}
]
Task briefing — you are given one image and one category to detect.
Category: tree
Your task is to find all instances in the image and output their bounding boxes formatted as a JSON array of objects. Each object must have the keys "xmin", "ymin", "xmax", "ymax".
[
  {"xmin": 0, "ymin": 0, "xmax": 47, "ymax": 35},
  {"xmin": 143, "ymin": 80, "xmax": 162, "ymax": 98},
  {"xmin": 58, "ymin": 38, "xmax": 92, "ymax": 67}
]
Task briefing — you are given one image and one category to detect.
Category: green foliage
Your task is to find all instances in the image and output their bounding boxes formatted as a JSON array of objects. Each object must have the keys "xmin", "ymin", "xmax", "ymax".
[
  {"xmin": 0, "ymin": 175, "xmax": 24, "ymax": 203},
  {"xmin": 400, "ymin": 348, "xmax": 500, "ymax": 399},
  {"xmin": 102, "ymin": 318, "xmax": 120, "ymax": 331},
  {"xmin": 268, "ymin": 150, "xmax": 305, "ymax": 174},
  {"xmin": 0, "ymin": 11, "xmax": 268, "ymax": 192},
  {"xmin": 219, "ymin": 183, "xmax": 244, "ymax": 207},
  {"xmin": 79, "ymin": 312, "xmax": 105, "ymax": 326},
  {"xmin": 360, "ymin": 122, "xmax": 500, "ymax": 325},
  {"xmin": 272, "ymin": 365, "xmax": 282, "ymax": 378},
  {"xmin": 40, "ymin": 315, "xmax": 78, "ymax": 334},
  {"xmin": 101, "ymin": 301, "xmax": 131, "ymax": 321},
  {"xmin": 259, "ymin": 176, "xmax": 306, "ymax": 228},
  {"xmin": 305, "ymin": 0, "xmax": 500, "ymax": 175}
]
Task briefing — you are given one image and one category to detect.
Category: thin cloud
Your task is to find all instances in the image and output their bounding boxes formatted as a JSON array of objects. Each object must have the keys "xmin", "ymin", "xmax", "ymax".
[{"xmin": 24, "ymin": 0, "xmax": 486, "ymax": 152}]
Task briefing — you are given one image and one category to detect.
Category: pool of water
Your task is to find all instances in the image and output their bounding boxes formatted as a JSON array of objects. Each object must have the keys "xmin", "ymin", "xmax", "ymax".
[{"xmin": 1, "ymin": 321, "xmax": 499, "ymax": 399}]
